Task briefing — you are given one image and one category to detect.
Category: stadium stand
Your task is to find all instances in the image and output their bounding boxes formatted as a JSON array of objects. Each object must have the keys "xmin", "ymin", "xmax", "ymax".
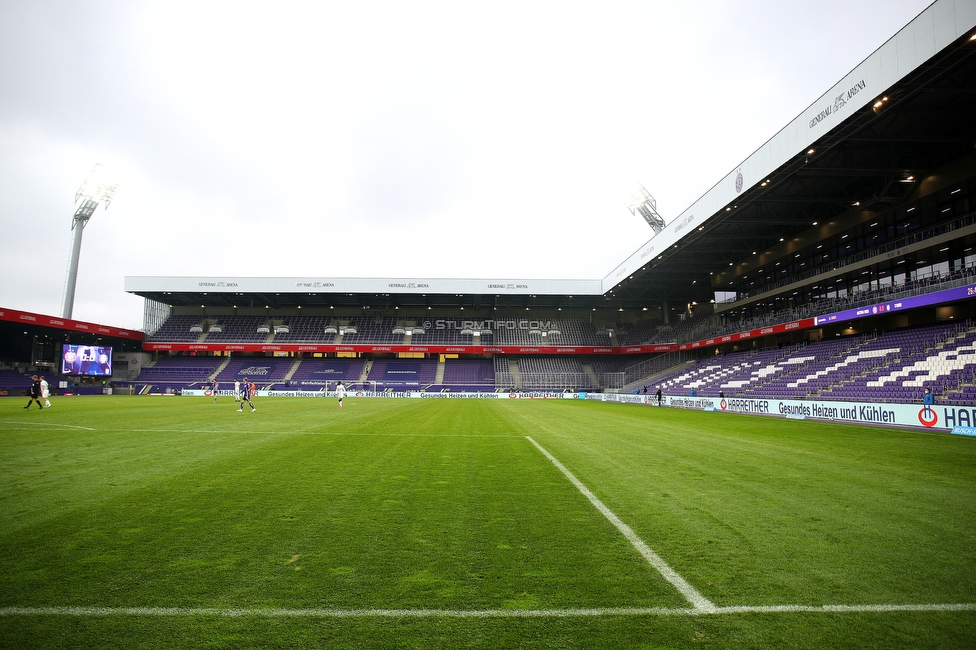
[
  {"xmin": 130, "ymin": 303, "xmax": 976, "ymax": 401},
  {"xmin": 121, "ymin": 356, "xmax": 221, "ymax": 392},
  {"xmin": 649, "ymin": 321, "xmax": 976, "ymax": 406}
]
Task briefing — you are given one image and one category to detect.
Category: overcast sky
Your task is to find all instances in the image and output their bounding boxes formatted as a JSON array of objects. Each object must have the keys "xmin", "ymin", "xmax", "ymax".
[{"xmin": 0, "ymin": 0, "xmax": 934, "ymax": 331}]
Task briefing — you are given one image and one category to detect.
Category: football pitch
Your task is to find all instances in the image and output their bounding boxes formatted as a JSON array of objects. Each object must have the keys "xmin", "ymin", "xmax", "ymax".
[{"xmin": 1, "ymin": 396, "xmax": 975, "ymax": 649}]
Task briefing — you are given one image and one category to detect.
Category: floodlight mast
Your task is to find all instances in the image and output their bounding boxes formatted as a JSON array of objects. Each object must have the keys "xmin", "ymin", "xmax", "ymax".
[
  {"xmin": 61, "ymin": 164, "xmax": 120, "ymax": 320},
  {"xmin": 627, "ymin": 183, "xmax": 666, "ymax": 234}
]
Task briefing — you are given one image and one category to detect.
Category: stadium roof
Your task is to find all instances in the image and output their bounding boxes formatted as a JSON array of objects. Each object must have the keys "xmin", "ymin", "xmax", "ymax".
[
  {"xmin": 126, "ymin": 0, "xmax": 976, "ymax": 314},
  {"xmin": 606, "ymin": 0, "xmax": 976, "ymax": 306},
  {"xmin": 123, "ymin": 276, "xmax": 606, "ymax": 311}
]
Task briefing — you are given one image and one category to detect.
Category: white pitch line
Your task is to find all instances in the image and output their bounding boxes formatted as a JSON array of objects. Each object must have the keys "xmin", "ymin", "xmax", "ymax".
[
  {"xmin": 524, "ymin": 436, "xmax": 716, "ymax": 613},
  {"xmin": 0, "ymin": 420, "xmax": 96, "ymax": 431},
  {"xmin": 719, "ymin": 603, "xmax": 976, "ymax": 614},
  {"xmin": 2, "ymin": 603, "xmax": 974, "ymax": 618}
]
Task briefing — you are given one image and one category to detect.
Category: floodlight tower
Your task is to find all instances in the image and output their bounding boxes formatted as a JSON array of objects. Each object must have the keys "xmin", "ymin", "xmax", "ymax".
[
  {"xmin": 61, "ymin": 164, "xmax": 120, "ymax": 320},
  {"xmin": 627, "ymin": 183, "xmax": 666, "ymax": 234}
]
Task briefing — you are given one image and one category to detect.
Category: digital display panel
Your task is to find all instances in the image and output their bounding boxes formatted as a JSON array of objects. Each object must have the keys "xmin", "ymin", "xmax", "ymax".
[
  {"xmin": 61, "ymin": 344, "xmax": 113, "ymax": 376},
  {"xmin": 813, "ymin": 283, "xmax": 976, "ymax": 326}
]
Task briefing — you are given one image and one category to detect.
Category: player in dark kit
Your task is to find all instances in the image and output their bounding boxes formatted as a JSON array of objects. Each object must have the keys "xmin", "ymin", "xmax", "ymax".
[
  {"xmin": 24, "ymin": 375, "xmax": 43, "ymax": 409},
  {"xmin": 237, "ymin": 377, "xmax": 256, "ymax": 413}
]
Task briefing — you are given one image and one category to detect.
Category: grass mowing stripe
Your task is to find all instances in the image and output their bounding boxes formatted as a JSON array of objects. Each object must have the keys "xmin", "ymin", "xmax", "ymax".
[
  {"xmin": 525, "ymin": 435, "xmax": 717, "ymax": 613},
  {"xmin": 3, "ymin": 603, "xmax": 974, "ymax": 618},
  {"xmin": 120, "ymin": 429, "xmax": 517, "ymax": 437}
]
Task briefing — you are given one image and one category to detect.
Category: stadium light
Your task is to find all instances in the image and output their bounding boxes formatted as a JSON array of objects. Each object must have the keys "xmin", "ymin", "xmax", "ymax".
[
  {"xmin": 61, "ymin": 164, "xmax": 120, "ymax": 319},
  {"xmin": 625, "ymin": 182, "xmax": 666, "ymax": 233}
]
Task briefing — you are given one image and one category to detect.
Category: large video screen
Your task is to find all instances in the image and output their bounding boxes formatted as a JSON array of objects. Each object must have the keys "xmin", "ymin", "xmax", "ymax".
[{"xmin": 61, "ymin": 344, "xmax": 113, "ymax": 376}]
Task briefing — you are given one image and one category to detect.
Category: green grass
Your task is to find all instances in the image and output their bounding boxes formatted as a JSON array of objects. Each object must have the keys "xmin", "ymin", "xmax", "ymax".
[{"xmin": 1, "ymin": 395, "xmax": 974, "ymax": 648}]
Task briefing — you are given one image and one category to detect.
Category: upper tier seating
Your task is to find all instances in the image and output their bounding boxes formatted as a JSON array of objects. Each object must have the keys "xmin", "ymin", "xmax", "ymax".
[
  {"xmin": 147, "ymin": 315, "xmax": 206, "ymax": 342},
  {"xmin": 203, "ymin": 316, "xmax": 270, "ymax": 342},
  {"xmin": 272, "ymin": 317, "xmax": 336, "ymax": 343}
]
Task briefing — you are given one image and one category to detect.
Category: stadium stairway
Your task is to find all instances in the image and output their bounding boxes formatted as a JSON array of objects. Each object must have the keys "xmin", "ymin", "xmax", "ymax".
[
  {"xmin": 581, "ymin": 362, "xmax": 600, "ymax": 391},
  {"xmin": 210, "ymin": 357, "xmax": 232, "ymax": 381},
  {"xmin": 282, "ymin": 358, "xmax": 302, "ymax": 382},
  {"xmin": 934, "ymin": 326, "xmax": 976, "ymax": 351},
  {"xmin": 434, "ymin": 359, "xmax": 446, "ymax": 385},
  {"xmin": 509, "ymin": 358, "xmax": 523, "ymax": 390}
]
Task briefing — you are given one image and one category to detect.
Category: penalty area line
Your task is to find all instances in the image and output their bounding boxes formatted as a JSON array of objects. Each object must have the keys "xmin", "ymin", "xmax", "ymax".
[
  {"xmin": 524, "ymin": 436, "xmax": 716, "ymax": 613},
  {"xmin": 2, "ymin": 603, "xmax": 974, "ymax": 618}
]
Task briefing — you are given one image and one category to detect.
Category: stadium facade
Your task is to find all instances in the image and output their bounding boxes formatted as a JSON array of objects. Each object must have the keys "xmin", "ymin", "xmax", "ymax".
[{"xmin": 4, "ymin": 0, "xmax": 976, "ymax": 402}]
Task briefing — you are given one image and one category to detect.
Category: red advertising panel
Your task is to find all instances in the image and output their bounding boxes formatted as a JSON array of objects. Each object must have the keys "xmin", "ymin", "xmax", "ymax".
[
  {"xmin": 0, "ymin": 307, "xmax": 144, "ymax": 340},
  {"xmin": 678, "ymin": 319, "xmax": 815, "ymax": 350},
  {"xmin": 141, "ymin": 343, "xmax": 632, "ymax": 355}
]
